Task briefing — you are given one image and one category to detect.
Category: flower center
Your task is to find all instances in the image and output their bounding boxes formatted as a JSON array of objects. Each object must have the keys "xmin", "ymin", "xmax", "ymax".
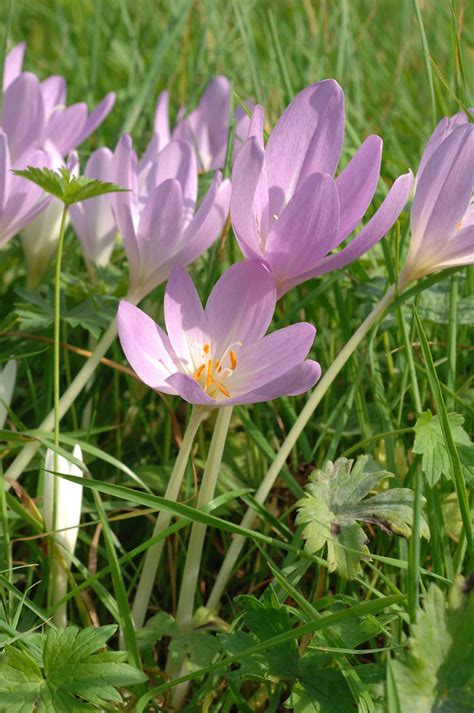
[{"xmin": 193, "ymin": 342, "xmax": 240, "ymax": 399}]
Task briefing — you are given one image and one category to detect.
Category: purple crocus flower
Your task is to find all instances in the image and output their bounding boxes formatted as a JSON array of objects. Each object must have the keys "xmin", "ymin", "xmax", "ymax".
[
  {"xmin": 117, "ymin": 261, "xmax": 320, "ymax": 406},
  {"xmin": 151, "ymin": 77, "xmax": 252, "ymax": 173},
  {"xmin": 69, "ymin": 148, "xmax": 117, "ymax": 269},
  {"xmin": 110, "ymin": 133, "xmax": 231, "ymax": 301},
  {"xmin": 399, "ymin": 114, "xmax": 473, "ymax": 287},
  {"xmin": 1, "ymin": 43, "xmax": 115, "ymax": 165},
  {"xmin": 231, "ymin": 80, "xmax": 414, "ymax": 297},
  {"xmin": 0, "ymin": 130, "xmax": 51, "ymax": 249}
]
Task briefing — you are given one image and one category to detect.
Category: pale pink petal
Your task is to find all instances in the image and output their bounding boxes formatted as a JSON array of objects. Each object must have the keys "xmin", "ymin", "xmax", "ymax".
[{"xmin": 164, "ymin": 268, "xmax": 209, "ymax": 370}]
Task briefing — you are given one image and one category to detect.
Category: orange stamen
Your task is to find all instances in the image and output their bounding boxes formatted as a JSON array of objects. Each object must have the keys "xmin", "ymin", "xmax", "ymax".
[
  {"xmin": 194, "ymin": 364, "xmax": 205, "ymax": 380},
  {"xmin": 203, "ymin": 343, "xmax": 210, "ymax": 354},
  {"xmin": 212, "ymin": 379, "xmax": 231, "ymax": 398},
  {"xmin": 230, "ymin": 350, "xmax": 237, "ymax": 370},
  {"xmin": 206, "ymin": 359, "xmax": 213, "ymax": 387}
]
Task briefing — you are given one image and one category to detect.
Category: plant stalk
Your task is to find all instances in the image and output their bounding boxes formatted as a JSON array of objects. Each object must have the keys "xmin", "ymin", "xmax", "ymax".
[
  {"xmin": 131, "ymin": 406, "xmax": 205, "ymax": 630},
  {"xmin": 207, "ymin": 285, "xmax": 397, "ymax": 610}
]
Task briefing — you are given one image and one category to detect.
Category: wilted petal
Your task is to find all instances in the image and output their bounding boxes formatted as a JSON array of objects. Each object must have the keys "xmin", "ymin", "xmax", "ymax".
[
  {"xmin": 335, "ymin": 135, "xmax": 382, "ymax": 244},
  {"xmin": 265, "ymin": 80, "xmax": 344, "ymax": 218},
  {"xmin": 117, "ymin": 301, "xmax": 179, "ymax": 393},
  {"xmin": 411, "ymin": 125, "xmax": 473, "ymax": 259},
  {"xmin": 164, "ymin": 268, "xmax": 209, "ymax": 370},
  {"xmin": 265, "ymin": 172, "xmax": 339, "ymax": 290},
  {"xmin": 206, "ymin": 261, "xmax": 276, "ymax": 355},
  {"xmin": 3, "ymin": 42, "xmax": 26, "ymax": 89}
]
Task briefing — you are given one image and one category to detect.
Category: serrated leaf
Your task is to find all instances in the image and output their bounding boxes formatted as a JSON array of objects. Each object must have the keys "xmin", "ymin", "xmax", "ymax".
[
  {"xmin": 296, "ymin": 456, "xmax": 429, "ymax": 579},
  {"xmin": 0, "ymin": 625, "xmax": 147, "ymax": 712},
  {"xmin": 13, "ymin": 166, "xmax": 127, "ymax": 205},
  {"xmin": 413, "ymin": 410, "xmax": 473, "ymax": 486},
  {"xmin": 391, "ymin": 582, "xmax": 474, "ymax": 711}
]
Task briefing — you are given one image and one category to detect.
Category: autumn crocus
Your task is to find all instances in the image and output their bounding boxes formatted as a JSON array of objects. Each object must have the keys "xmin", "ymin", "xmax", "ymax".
[
  {"xmin": 69, "ymin": 148, "xmax": 117, "ymax": 270},
  {"xmin": 152, "ymin": 77, "xmax": 252, "ymax": 172},
  {"xmin": 0, "ymin": 130, "xmax": 52, "ymax": 248},
  {"xmin": 110, "ymin": 133, "xmax": 231, "ymax": 301},
  {"xmin": 398, "ymin": 116, "xmax": 473, "ymax": 288},
  {"xmin": 2, "ymin": 42, "xmax": 115, "ymax": 166},
  {"xmin": 44, "ymin": 445, "xmax": 84, "ymax": 627},
  {"xmin": 231, "ymin": 80, "xmax": 414, "ymax": 297},
  {"xmin": 117, "ymin": 261, "xmax": 320, "ymax": 406}
]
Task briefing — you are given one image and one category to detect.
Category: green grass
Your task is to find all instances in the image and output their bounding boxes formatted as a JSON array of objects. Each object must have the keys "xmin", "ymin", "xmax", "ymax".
[{"xmin": 1, "ymin": 0, "xmax": 473, "ymax": 711}]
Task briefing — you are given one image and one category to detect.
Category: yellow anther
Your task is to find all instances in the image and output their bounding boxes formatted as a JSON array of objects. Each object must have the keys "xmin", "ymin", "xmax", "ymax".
[
  {"xmin": 212, "ymin": 380, "xmax": 231, "ymax": 398},
  {"xmin": 203, "ymin": 343, "xmax": 210, "ymax": 354},
  {"xmin": 230, "ymin": 350, "xmax": 237, "ymax": 370},
  {"xmin": 206, "ymin": 359, "xmax": 213, "ymax": 387},
  {"xmin": 194, "ymin": 364, "xmax": 205, "ymax": 380}
]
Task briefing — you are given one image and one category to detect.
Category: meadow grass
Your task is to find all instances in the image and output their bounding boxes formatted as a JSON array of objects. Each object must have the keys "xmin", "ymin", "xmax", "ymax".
[{"xmin": 0, "ymin": 1, "xmax": 473, "ymax": 711}]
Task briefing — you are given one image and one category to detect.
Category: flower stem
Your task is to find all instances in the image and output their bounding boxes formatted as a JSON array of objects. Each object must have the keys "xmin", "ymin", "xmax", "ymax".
[
  {"xmin": 167, "ymin": 406, "xmax": 233, "ymax": 709},
  {"xmin": 131, "ymin": 406, "xmax": 205, "ymax": 630},
  {"xmin": 207, "ymin": 285, "xmax": 397, "ymax": 610}
]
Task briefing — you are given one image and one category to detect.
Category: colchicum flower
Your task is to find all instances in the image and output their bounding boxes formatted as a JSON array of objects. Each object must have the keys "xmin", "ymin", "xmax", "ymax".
[
  {"xmin": 2, "ymin": 43, "xmax": 115, "ymax": 166},
  {"xmin": 69, "ymin": 147, "xmax": 117, "ymax": 270},
  {"xmin": 0, "ymin": 359, "xmax": 16, "ymax": 429},
  {"xmin": 0, "ymin": 130, "xmax": 51, "ymax": 248},
  {"xmin": 152, "ymin": 77, "xmax": 252, "ymax": 172},
  {"xmin": 231, "ymin": 80, "xmax": 414, "ymax": 297},
  {"xmin": 399, "ymin": 114, "xmax": 473, "ymax": 288},
  {"xmin": 43, "ymin": 445, "xmax": 84, "ymax": 626},
  {"xmin": 110, "ymin": 133, "xmax": 231, "ymax": 301},
  {"xmin": 117, "ymin": 261, "xmax": 320, "ymax": 406}
]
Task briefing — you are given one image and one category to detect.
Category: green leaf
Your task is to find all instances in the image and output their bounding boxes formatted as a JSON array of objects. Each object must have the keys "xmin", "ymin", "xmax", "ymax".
[
  {"xmin": 413, "ymin": 410, "xmax": 474, "ymax": 486},
  {"xmin": 13, "ymin": 166, "xmax": 127, "ymax": 205},
  {"xmin": 391, "ymin": 581, "xmax": 474, "ymax": 711},
  {"xmin": 296, "ymin": 456, "xmax": 429, "ymax": 579},
  {"xmin": 0, "ymin": 625, "xmax": 147, "ymax": 712}
]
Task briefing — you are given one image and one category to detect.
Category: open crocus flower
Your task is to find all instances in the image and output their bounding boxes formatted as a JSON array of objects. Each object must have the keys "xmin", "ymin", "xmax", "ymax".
[
  {"xmin": 110, "ymin": 133, "xmax": 231, "ymax": 301},
  {"xmin": 398, "ymin": 116, "xmax": 473, "ymax": 288},
  {"xmin": 2, "ymin": 42, "xmax": 115, "ymax": 165},
  {"xmin": 117, "ymin": 261, "xmax": 320, "ymax": 406},
  {"xmin": 0, "ymin": 359, "xmax": 16, "ymax": 429},
  {"xmin": 151, "ymin": 77, "xmax": 252, "ymax": 172},
  {"xmin": 231, "ymin": 80, "xmax": 414, "ymax": 297},
  {"xmin": 0, "ymin": 130, "xmax": 52, "ymax": 249},
  {"xmin": 69, "ymin": 147, "xmax": 117, "ymax": 269}
]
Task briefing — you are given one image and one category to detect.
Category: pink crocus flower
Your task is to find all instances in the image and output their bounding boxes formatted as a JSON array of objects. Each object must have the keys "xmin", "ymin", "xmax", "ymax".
[
  {"xmin": 399, "ymin": 113, "xmax": 473, "ymax": 287},
  {"xmin": 0, "ymin": 130, "xmax": 52, "ymax": 248},
  {"xmin": 2, "ymin": 42, "xmax": 115, "ymax": 166},
  {"xmin": 151, "ymin": 77, "xmax": 252, "ymax": 173},
  {"xmin": 231, "ymin": 80, "xmax": 414, "ymax": 297},
  {"xmin": 69, "ymin": 148, "xmax": 117, "ymax": 269},
  {"xmin": 110, "ymin": 133, "xmax": 231, "ymax": 301},
  {"xmin": 117, "ymin": 261, "xmax": 320, "ymax": 407}
]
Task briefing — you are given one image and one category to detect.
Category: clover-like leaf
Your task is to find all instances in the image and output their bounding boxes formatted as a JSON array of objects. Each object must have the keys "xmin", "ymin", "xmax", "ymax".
[
  {"xmin": 0, "ymin": 624, "xmax": 147, "ymax": 711},
  {"xmin": 413, "ymin": 410, "xmax": 474, "ymax": 486},
  {"xmin": 295, "ymin": 456, "xmax": 430, "ymax": 579},
  {"xmin": 13, "ymin": 166, "xmax": 127, "ymax": 205},
  {"xmin": 390, "ymin": 581, "xmax": 474, "ymax": 711}
]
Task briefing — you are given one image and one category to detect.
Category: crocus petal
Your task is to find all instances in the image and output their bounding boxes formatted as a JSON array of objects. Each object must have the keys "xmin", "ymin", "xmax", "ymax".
[
  {"xmin": 165, "ymin": 372, "xmax": 215, "ymax": 405},
  {"xmin": 164, "ymin": 267, "xmax": 209, "ymax": 371},
  {"xmin": 429, "ymin": 225, "xmax": 474, "ymax": 271},
  {"xmin": 335, "ymin": 135, "xmax": 382, "ymax": 245},
  {"xmin": 201, "ymin": 76, "xmax": 231, "ymax": 171},
  {"xmin": 265, "ymin": 172, "xmax": 340, "ymax": 291},
  {"xmin": 0, "ymin": 132, "xmax": 11, "ymax": 212},
  {"xmin": 230, "ymin": 136, "xmax": 267, "ymax": 259},
  {"xmin": 265, "ymin": 80, "xmax": 344, "ymax": 218},
  {"xmin": 206, "ymin": 261, "xmax": 276, "ymax": 355},
  {"xmin": 117, "ymin": 301, "xmax": 179, "ymax": 393},
  {"xmin": 2, "ymin": 73, "xmax": 45, "ymax": 164},
  {"xmin": 154, "ymin": 91, "xmax": 171, "ymax": 147},
  {"xmin": 0, "ymin": 359, "xmax": 16, "ymax": 429},
  {"xmin": 41, "ymin": 76, "xmax": 67, "ymax": 117},
  {"xmin": 44, "ymin": 446, "xmax": 83, "ymax": 557},
  {"xmin": 136, "ymin": 179, "xmax": 184, "ymax": 276},
  {"xmin": 45, "ymin": 103, "xmax": 88, "ymax": 156},
  {"xmin": 410, "ymin": 125, "xmax": 473, "ymax": 259},
  {"xmin": 227, "ymin": 360, "xmax": 321, "ymax": 405},
  {"xmin": 142, "ymin": 139, "xmax": 197, "ymax": 219},
  {"xmin": 417, "ymin": 111, "xmax": 471, "ymax": 182},
  {"xmin": 304, "ymin": 170, "xmax": 414, "ymax": 280},
  {"xmin": 75, "ymin": 92, "xmax": 116, "ymax": 146},
  {"xmin": 3, "ymin": 42, "xmax": 26, "ymax": 89},
  {"xmin": 229, "ymin": 323, "xmax": 316, "ymax": 395}
]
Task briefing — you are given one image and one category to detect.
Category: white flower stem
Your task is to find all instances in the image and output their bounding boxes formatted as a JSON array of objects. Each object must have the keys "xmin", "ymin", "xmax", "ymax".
[
  {"xmin": 167, "ymin": 406, "xmax": 233, "ymax": 710},
  {"xmin": 131, "ymin": 406, "xmax": 205, "ymax": 630},
  {"xmin": 206, "ymin": 285, "xmax": 397, "ymax": 610}
]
